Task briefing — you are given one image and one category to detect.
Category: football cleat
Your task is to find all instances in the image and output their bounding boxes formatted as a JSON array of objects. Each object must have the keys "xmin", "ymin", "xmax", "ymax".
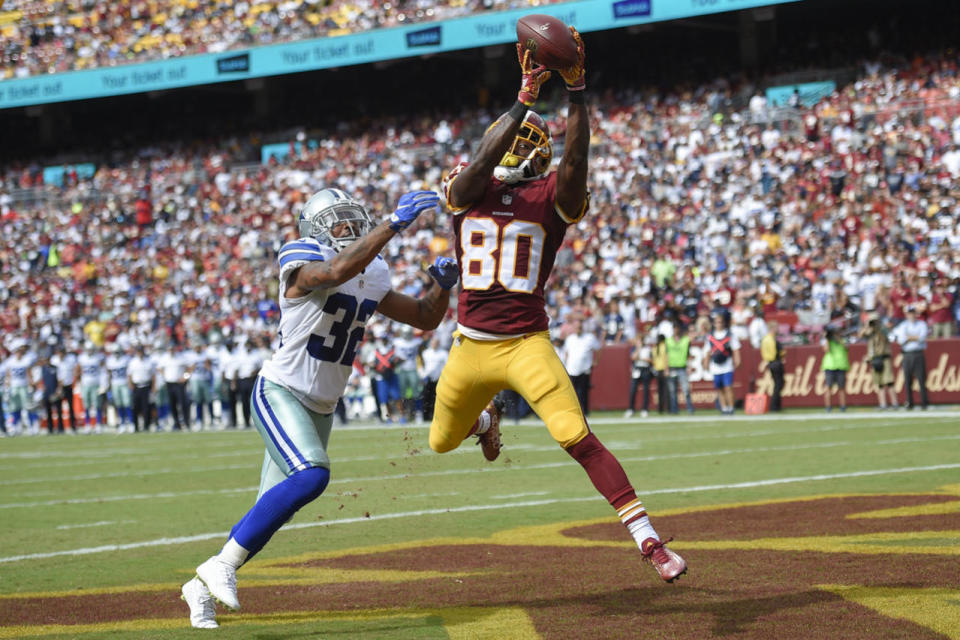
[
  {"xmin": 181, "ymin": 576, "xmax": 219, "ymax": 629},
  {"xmin": 476, "ymin": 396, "xmax": 505, "ymax": 461},
  {"xmin": 641, "ymin": 537, "xmax": 687, "ymax": 583},
  {"xmin": 196, "ymin": 556, "xmax": 240, "ymax": 610}
]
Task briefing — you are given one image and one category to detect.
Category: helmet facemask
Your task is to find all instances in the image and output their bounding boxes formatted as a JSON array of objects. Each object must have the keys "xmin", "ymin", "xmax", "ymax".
[
  {"xmin": 494, "ymin": 112, "xmax": 553, "ymax": 184},
  {"xmin": 298, "ymin": 188, "xmax": 373, "ymax": 251}
]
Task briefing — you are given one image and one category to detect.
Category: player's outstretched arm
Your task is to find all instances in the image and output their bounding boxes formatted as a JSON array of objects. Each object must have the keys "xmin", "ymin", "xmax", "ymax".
[
  {"xmin": 289, "ymin": 191, "xmax": 439, "ymax": 295},
  {"xmin": 555, "ymin": 27, "xmax": 589, "ymax": 222},
  {"xmin": 448, "ymin": 46, "xmax": 550, "ymax": 209},
  {"xmin": 377, "ymin": 257, "xmax": 458, "ymax": 331}
]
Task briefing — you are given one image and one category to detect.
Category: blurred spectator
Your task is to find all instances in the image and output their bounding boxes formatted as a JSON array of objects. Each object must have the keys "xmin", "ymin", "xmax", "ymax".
[
  {"xmin": 704, "ymin": 311, "xmax": 739, "ymax": 415},
  {"xmin": 928, "ymin": 279, "xmax": 954, "ymax": 338}
]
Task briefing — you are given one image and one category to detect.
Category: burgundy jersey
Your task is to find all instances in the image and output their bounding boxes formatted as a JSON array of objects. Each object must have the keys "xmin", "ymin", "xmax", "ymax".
[{"xmin": 448, "ymin": 169, "xmax": 579, "ymax": 335}]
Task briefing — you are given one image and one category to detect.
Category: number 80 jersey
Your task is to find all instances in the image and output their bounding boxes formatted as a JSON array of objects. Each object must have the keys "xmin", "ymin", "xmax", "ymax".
[
  {"xmin": 447, "ymin": 167, "xmax": 582, "ymax": 336},
  {"xmin": 259, "ymin": 238, "xmax": 391, "ymax": 414}
]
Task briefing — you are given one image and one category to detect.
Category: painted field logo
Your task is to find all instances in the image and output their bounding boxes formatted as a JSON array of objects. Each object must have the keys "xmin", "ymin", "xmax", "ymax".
[
  {"xmin": 406, "ymin": 26, "xmax": 441, "ymax": 48},
  {"xmin": 2, "ymin": 492, "xmax": 958, "ymax": 638},
  {"xmin": 217, "ymin": 53, "xmax": 250, "ymax": 74},
  {"xmin": 612, "ymin": 0, "xmax": 652, "ymax": 19}
]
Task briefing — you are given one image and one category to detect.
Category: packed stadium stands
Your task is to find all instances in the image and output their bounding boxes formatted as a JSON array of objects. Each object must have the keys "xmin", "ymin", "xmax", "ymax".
[
  {"xmin": 1, "ymin": 0, "xmax": 959, "ymax": 429},
  {"xmin": 1, "ymin": 0, "xmax": 562, "ymax": 78}
]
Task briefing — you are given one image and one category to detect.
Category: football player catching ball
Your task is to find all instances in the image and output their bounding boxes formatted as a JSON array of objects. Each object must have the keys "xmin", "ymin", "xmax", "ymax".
[{"xmin": 430, "ymin": 27, "xmax": 687, "ymax": 583}]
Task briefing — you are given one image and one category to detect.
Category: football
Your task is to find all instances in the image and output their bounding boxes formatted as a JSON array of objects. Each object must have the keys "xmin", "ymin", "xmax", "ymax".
[{"xmin": 516, "ymin": 14, "xmax": 579, "ymax": 70}]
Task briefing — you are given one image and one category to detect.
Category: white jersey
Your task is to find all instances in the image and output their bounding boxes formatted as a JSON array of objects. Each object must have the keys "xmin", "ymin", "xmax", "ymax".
[
  {"xmin": 394, "ymin": 336, "xmax": 422, "ymax": 373},
  {"xmin": 203, "ymin": 345, "xmax": 224, "ymax": 380},
  {"xmin": 259, "ymin": 238, "xmax": 392, "ymax": 413},
  {"xmin": 77, "ymin": 352, "xmax": 104, "ymax": 387},
  {"xmin": 106, "ymin": 354, "xmax": 131, "ymax": 387},
  {"xmin": 6, "ymin": 353, "xmax": 36, "ymax": 387},
  {"xmin": 54, "ymin": 353, "xmax": 78, "ymax": 385}
]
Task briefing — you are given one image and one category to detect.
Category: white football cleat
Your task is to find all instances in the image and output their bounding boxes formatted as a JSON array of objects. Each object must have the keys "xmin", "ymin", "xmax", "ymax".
[
  {"xmin": 196, "ymin": 556, "xmax": 240, "ymax": 610},
  {"xmin": 181, "ymin": 576, "xmax": 219, "ymax": 628}
]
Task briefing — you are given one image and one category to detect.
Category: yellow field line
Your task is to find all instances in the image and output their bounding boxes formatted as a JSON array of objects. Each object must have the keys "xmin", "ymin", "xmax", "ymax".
[{"xmin": 0, "ymin": 606, "xmax": 540, "ymax": 639}]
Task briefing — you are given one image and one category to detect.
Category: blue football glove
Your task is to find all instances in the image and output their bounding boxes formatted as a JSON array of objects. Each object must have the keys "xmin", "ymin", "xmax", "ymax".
[
  {"xmin": 427, "ymin": 256, "xmax": 459, "ymax": 290},
  {"xmin": 389, "ymin": 190, "xmax": 440, "ymax": 232}
]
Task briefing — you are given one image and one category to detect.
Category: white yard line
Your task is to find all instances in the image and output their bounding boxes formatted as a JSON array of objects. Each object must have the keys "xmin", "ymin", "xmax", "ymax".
[
  {"xmin": 2, "ymin": 462, "xmax": 959, "ymax": 564},
  {"xmin": 4, "ymin": 434, "xmax": 960, "ymax": 507},
  {"xmin": 55, "ymin": 520, "xmax": 136, "ymax": 530}
]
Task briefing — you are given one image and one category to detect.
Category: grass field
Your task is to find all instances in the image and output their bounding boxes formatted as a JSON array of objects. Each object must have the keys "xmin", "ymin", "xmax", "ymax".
[{"xmin": 1, "ymin": 408, "xmax": 959, "ymax": 639}]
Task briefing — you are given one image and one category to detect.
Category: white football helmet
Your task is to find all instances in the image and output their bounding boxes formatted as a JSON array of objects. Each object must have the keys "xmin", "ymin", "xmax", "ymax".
[
  {"xmin": 494, "ymin": 111, "xmax": 553, "ymax": 184},
  {"xmin": 298, "ymin": 188, "xmax": 373, "ymax": 251}
]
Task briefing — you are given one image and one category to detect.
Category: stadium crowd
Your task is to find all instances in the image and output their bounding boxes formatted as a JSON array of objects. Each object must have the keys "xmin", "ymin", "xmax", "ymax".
[
  {"xmin": 2, "ymin": 42, "xmax": 960, "ymax": 432},
  {"xmin": 0, "ymin": 0, "xmax": 562, "ymax": 78}
]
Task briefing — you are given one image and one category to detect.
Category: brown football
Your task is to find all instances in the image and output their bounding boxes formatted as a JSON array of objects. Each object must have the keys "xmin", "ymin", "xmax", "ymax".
[{"xmin": 516, "ymin": 14, "xmax": 579, "ymax": 70}]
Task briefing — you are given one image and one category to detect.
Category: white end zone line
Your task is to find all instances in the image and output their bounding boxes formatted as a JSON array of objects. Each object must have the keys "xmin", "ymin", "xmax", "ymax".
[{"xmin": 2, "ymin": 462, "xmax": 959, "ymax": 564}]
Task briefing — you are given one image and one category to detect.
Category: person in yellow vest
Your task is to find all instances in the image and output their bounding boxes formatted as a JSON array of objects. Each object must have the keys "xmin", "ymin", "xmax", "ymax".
[
  {"xmin": 821, "ymin": 325, "xmax": 849, "ymax": 412},
  {"xmin": 652, "ymin": 334, "xmax": 669, "ymax": 414},
  {"xmin": 665, "ymin": 321, "xmax": 694, "ymax": 414},
  {"xmin": 758, "ymin": 320, "xmax": 785, "ymax": 411}
]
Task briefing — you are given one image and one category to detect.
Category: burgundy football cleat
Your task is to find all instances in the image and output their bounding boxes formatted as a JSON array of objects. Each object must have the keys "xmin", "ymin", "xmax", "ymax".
[
  {"xmin": 476, "ymin": 396, "xmax": 505, "ymax": 461},
  {"xmin": 641, "ymin": 537, "xmax": 687, "ymax": 583}
]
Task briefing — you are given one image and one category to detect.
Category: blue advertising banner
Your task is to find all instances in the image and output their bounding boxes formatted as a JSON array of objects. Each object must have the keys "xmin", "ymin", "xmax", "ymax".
[
  {"xmin": 766, "ymin": 80, "xmax": 836, "ymax": 107},
  {"xmin": 0, "ymin": 0, "xmax": 800, "ymax": 110}
]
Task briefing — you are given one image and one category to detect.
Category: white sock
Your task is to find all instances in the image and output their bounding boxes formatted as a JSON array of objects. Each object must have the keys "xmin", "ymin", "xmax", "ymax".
[
  {"xmin": 474, "ymin": 411, "xmax": 491, "ymax": 435},
  {"xmin": 217, "ymin": 538, "xmax": 249, "ymax": 569},
  {"xmin": 627, "ymin": 515, "xmax": 659, "ymax": 547}
]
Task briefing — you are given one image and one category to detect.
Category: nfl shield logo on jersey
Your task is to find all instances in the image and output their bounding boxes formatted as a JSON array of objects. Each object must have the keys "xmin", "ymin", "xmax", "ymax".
[{"xmin": 501, "ymin": 194, "xmax": 512, "ymax": 205}]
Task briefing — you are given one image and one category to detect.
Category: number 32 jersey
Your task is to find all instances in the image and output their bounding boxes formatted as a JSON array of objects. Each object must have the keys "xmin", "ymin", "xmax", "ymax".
[
  {"xmin": 259, "ymin": 238, "xmax": 391, "ymax": 414},
  {"xmin": 448, "ymin": 168, "xmax": 583, "ymax": 336}
]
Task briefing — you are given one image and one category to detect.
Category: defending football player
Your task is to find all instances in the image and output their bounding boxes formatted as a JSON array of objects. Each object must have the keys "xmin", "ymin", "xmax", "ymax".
[
  {"xmin": 181, "ymin": 187, "xmax": 459, "ymax": 628},
  {"xmin": 430, "ymin": 30, "xmax": 687, "ymax": 583}
]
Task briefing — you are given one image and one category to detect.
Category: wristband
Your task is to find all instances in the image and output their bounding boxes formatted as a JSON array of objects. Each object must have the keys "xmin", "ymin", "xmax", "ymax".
[
  {"xmin": 508, "ymin": 100, "xmax": 528, "ymax": 122},
  {"xmin": 568, "ymin": 91, "xmax": 585, "ymax": 105}
]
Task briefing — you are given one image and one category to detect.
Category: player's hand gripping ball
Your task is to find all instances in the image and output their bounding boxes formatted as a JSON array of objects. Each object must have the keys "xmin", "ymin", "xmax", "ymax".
[
  {"xmin": 556, "ymin": 26, "xmax": 585, "ymax": 91},
  {"xmin": 516, "ymin": 14, "xmax": 580, "ymax": 70},
  {"xmin": 427, "ymin": 256, "xmax": 459, "ymax": 290},
  {"xmin": 516, "ymin": 45, "xmax": 551, "ymax": 107}
]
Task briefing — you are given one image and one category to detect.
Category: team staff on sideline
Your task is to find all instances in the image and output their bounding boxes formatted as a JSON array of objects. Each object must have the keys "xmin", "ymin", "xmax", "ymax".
[
  {"xmin": 665, "ymin": 321, "xmax": 694, "ymax": 414},
  {"xmin": 181, "ymin": 187, "xmax": 455, "ymax": 629},
  {"xmin": 157, "ymin": 342, "xmax": 193, "ymax": 431},
  {"xmin": 625, "ymin": 334, "xmax": 653, "ymax": 418},
  {"xmin": 563, "ymin": 317, "xmax": 601, "ymax": 416},
  {"xmin": 430, "ymin": 31, "xmax": 686, "ymax": 584},
  {"xmin": 37, "ymin": 353, "xmax": 66, "ymax": 433},
  {"xmin": 759, "ymin": 320, "xmax": 785, "ymax": 412},
  {"xmin": 860, "ymin": 314, "xmax": 898, "ymax": 410},
  {"xmin": 821, "ymin": 326, "xmax": 849, "ymax": 412},
  {"xmin": 52, "ymin": 343, "xmax": 79, "ymax": 432},
  {"xmin": 128, "ymin": 344, "xmax": 156, "ymax": 432},
  {"xmin": 893, "ymin": 304, "xmax": 929, "ymax": 410},
  {"xmin": 419, "ymin": 335, "xmax": 448, "ymax": 423}
]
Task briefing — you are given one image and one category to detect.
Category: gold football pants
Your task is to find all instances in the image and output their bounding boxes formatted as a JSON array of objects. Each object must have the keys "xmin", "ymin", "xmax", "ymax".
[{"xmin": 428, "ymin": 331, "xmax": 589, "ymax": 452}]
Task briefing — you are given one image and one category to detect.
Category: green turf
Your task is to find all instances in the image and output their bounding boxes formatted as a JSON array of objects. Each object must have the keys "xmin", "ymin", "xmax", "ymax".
[{"xmin": 1, "ymin": 408, "xmax": 958, "ymax": 638}]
